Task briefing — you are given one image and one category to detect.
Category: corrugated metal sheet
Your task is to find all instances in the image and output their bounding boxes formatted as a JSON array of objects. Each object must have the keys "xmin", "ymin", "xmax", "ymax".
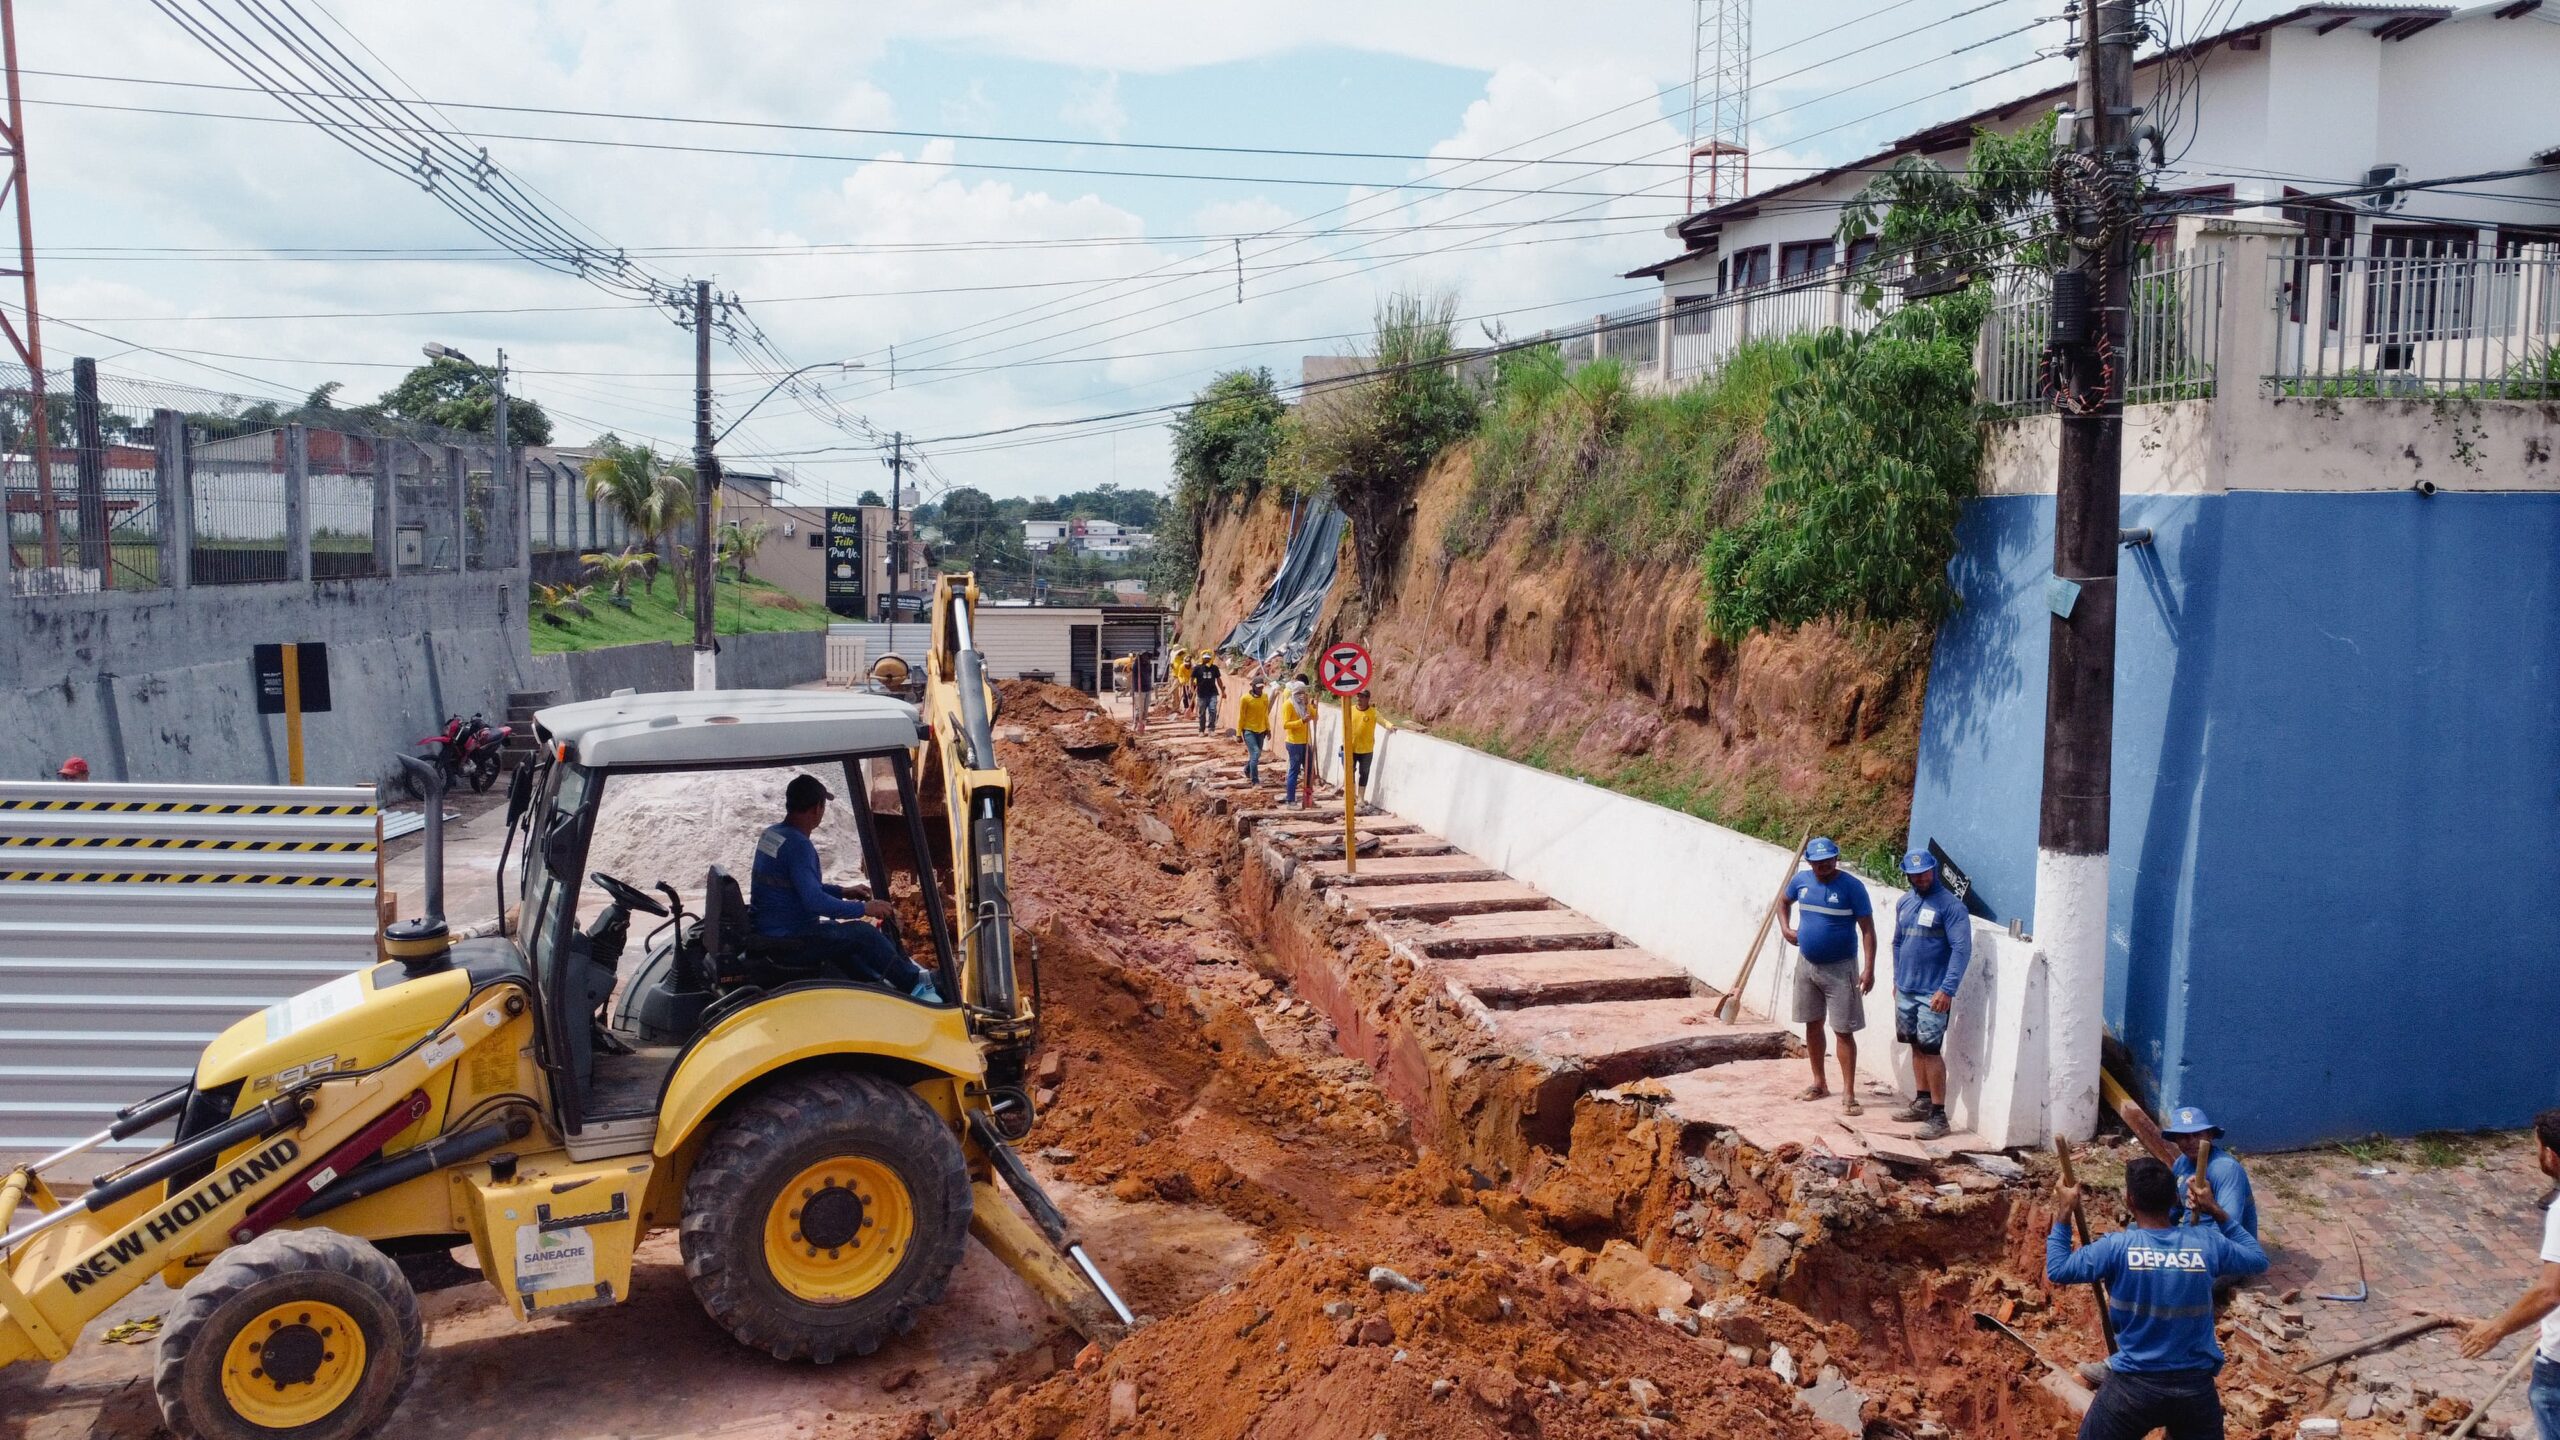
[
  {"xmin": 973, "ymin": 608, "xmax": 1099, "ymax": 682},
  {"xmin": 0, "ymin": 780, "xmax": 380, "ymax": 1153}
]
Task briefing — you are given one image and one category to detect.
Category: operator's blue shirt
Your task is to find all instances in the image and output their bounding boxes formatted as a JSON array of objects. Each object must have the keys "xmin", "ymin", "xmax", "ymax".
[
  {"xmin": 1893, "ymin": 884, "xmax": 1974, "ymax": 998},
  {"xmin": 2171, "ymin": 1150, "xmax": 2260, "ymax": 1240},
  {"xmin": 750, "ymin": 822, "xmax": 867, "ymax": 937},
  {"xmin": 1784, "ymin": 868, "xmax": 1871, "ymax": 964},
  {"xmin": 2048, "ymin": 1216, "xmax": 2268, "ymax": 1373}
]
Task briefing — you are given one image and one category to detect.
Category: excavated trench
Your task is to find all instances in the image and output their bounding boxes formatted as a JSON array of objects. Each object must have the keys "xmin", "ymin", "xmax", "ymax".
[{"xmin": 938, "ymin": 684, "xmax": 2318, "ymax": 1440}]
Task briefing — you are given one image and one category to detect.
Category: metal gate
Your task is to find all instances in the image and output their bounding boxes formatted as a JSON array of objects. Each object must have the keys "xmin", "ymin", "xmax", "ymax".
[{"xmin": 0, "ymin": 781, "xmax": 381, "ymax": 1157}]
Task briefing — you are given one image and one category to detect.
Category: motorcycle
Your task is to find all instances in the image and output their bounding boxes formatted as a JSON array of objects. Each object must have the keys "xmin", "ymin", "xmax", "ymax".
[{"xmin": 409, "ymin": 713, "xmax": 511, "ymax": 797}]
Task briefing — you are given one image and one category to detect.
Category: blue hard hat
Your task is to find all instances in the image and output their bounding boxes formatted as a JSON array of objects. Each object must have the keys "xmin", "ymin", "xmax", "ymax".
[
  {"xmin": 1900, "ymin": 850, "xmax": 1938, "ymax": 875},
  {"xmin": 2161, "ymin": 1106, "xmax": 2222, "ymax": 1137},
  {"xmin": 1804, "ymin": 837, "xmax": 1841, "ymax": 862}
]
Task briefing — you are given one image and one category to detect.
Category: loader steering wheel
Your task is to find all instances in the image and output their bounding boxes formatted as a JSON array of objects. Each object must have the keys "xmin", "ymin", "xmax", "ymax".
[{"xmin": 591, "ymin": 871, "xmax": 668, "ymax": 917}]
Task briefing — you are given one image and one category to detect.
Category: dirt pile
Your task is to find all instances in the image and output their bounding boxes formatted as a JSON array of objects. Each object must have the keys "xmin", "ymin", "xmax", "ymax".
[
  {"xmin": 905, "ymin": 685, "xmax": 2324, "ymax": 1440},
  {"xmin": 586, "ymin": 764, "xmax": 867, "ymax": 896}
]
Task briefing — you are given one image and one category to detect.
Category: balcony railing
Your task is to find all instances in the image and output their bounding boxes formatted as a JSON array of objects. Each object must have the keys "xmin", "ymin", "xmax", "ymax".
[{"xmin": 2270, "ymin": 244, "xmax": 2560, "ymax": 398}]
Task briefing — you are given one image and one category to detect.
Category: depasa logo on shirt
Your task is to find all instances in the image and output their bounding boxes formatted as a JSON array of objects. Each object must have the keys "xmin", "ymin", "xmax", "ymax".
[{"xmin": 2125, "ymin": 1246, "xmax": 2209, "ymax": 1271}]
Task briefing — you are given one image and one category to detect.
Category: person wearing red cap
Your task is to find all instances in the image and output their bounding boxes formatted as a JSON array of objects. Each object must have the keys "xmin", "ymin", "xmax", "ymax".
[{"xmin": 56, "ymin": 757, "xmax": 90, "ymax": 781}]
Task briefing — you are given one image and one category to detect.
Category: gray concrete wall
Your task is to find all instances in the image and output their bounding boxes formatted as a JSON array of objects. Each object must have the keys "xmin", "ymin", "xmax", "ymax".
[
  {"xmin": 517, "ymin": 628, "xmax": 825, "ymax": 703},
  {"xmin": 3, "ymin": 571, "xmax": 531, "ymax": 788}
]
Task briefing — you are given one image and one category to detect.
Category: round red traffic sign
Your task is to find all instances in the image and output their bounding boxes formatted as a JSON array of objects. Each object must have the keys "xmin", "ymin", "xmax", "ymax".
[{"xmin": 1318, "ymin": 641, "xmax": 1372, "ymax": 696}]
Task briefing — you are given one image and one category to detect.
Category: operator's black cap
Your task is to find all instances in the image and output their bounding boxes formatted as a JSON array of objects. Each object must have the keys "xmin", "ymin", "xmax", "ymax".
[{"xmin": 785, "ymin": 774, "xmax": 834, "ymax": 811}]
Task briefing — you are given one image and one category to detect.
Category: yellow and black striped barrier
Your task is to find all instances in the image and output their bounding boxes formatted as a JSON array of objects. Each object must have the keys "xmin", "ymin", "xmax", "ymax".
[
  {"xmin": 0, "ymin": 799, "xmax": 373, "ymax": 816},
  {"xmin": 0, "ymin": 836, "xmax": 372, "ymax": 852}
]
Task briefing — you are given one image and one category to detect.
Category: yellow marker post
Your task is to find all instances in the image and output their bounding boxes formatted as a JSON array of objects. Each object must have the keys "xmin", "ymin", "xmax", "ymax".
[
  {"xmin": 1342, "ymin": 705, "xmax": 1358, "ymax": 877},
  {"xmin": 279, "ymin": 642, "xmax": 306, "ymax": 785}
]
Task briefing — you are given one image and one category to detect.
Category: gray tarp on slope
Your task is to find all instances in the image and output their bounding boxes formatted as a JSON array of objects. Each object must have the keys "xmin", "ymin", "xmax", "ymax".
[{"xmin": 1220, "ymin": 503, "xmax": 1345, "ymax": 663}]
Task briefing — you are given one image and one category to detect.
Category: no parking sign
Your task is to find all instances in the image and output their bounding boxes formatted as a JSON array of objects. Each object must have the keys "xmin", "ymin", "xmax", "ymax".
[{"xmin": 1318, "ymin": 641, "xmax": 1371, "ymax": 697}]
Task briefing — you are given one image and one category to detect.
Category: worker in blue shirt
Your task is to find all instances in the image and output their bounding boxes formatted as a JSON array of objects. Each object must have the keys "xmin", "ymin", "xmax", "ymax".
[
  {"xmin": 751, "ymin": 774, "xmax": 941, "ymax": 1003},
  {"xmin": 2049, "ymin": 1156, "xmax": 2269, "ymax": 1440},
  {"xmin": 1890, "ymin": 851, "xmax": 1972, "ymax": 1141},
  {"xmin": 2160, "ymin": 1106, "xmax": 2258, "ymax": 1241},
  {"xmin": 1778, "ymin": 837, "xmax": 1877, "ymax": 1115}
]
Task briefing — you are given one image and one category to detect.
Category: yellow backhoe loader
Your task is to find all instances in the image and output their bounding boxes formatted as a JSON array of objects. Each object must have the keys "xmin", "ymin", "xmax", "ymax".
[{"xmin": 0, "ymin": 573, "xmax": 1127, "ymax": 1440}]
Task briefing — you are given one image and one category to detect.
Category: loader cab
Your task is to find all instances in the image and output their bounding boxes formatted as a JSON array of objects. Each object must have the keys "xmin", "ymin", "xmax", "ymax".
[{"xmin": 506, "ymin": 690, "xmax": 964, "ymax": 1144}]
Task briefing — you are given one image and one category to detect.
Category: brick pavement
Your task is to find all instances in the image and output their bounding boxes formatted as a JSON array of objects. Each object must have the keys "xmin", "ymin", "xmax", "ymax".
[{"xmin": 2254, "ymin": 1133, "xmax": 2553, "ymax": 1432}]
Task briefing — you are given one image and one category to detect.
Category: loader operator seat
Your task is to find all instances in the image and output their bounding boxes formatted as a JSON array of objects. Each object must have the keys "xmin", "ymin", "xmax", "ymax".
[{"xmin": 702, "ymin": 865, "xmax": 822, "ymax": 992}]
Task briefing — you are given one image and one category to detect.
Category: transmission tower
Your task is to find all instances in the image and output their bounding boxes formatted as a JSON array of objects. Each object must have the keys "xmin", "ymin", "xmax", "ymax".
[{"xmin": 1685, "ymin": 0, "xmax": 1751, "ymax": 211}]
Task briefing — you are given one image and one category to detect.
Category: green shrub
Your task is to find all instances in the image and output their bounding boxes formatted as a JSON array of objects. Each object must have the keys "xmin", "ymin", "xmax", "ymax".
[{"xmin": 1703, "ymin": 293, "xmax": 1988, "ymax": 639}]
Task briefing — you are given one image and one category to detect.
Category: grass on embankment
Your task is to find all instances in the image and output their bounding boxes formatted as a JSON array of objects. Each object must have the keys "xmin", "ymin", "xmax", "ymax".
[{"xmin": 530, "ymin": 573, "xmax": 827, "ymax": 653}]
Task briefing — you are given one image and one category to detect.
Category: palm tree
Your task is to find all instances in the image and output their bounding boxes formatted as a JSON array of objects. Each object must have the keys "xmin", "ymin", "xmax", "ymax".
[
  {"xmin": 581, "ymin": 437, "xmax": 695, "ymax": 596},
  {"xmin": 718, "ymin": 518, "xmax": 772, "ymax": 582},
  {"xmin": 579, "ymin": 548, "xmax": 651, "ymax": 608}
]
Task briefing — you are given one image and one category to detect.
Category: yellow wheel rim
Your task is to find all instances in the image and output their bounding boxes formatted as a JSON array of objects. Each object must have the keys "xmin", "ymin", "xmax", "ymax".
[
  {"xmin": 762, "ymin": 1156, "xmax": 914, "ymax": 1303},
  {"xmin": 218, "ymin": 1300, "xmax": 366, "ymax": 1430}
]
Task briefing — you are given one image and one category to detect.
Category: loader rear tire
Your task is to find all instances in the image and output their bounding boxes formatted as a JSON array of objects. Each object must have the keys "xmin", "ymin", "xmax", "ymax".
[
  {"xmin": 155, "ymin": 1228, "xmax": 421, "ymax": 1440},
  {"xmin": 679, "ymin": 1070, "xmax": 971, "ymax": 1363}
]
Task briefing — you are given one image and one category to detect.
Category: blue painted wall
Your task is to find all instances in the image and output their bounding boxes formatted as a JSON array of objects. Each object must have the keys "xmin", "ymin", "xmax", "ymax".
[{"xmin": 1912, "ymin": 490, "xmax": 2560, "ymax": 1149}]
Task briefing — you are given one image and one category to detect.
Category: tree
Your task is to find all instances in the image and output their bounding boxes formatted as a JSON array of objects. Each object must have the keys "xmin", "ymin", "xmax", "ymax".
[
  {"xmin": 717, "ymin": 517, "xmax": 771, "ymax": 581},
  {"xmin": 581, "ymin": 436, "xmax": 695, "ymax": 596},
  {"xmin": 934, "ymin": 486, "xmax": 1027, "ymax": 574},
  {"xmin": 855, "ymin": 488, "xmax": 886, "ymax": 507},
  {"xmin": 1170, "ymin": 368, "xmax": 1287, "ymax": 505},
  {"xmin": 579, "ymin": 548, "xmax": 651, "ymax": 608},
  {"xmin": 1835, "ymin": 113, "xmax": 2058, "ymax": 307},
  {"xmin": 375, "ymin": 355, "xmax": 555, "ymax": 445}
]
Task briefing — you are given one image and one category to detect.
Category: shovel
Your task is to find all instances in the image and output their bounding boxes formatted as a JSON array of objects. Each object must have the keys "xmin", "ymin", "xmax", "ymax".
[{"xmin": 1972, "ymin": 1310, "xmax": 2096, "ymax": 1416}]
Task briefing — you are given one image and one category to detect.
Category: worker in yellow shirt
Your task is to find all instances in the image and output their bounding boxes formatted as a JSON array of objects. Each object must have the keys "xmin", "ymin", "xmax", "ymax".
[
  {"xmin": 1342, "ymin": 691, "xmax": 1394, "ymax": 793},
  {"xmin": 1168, "ymin": 647, "xmax": 1191, "ymax": 718},
  {"xmin": 1235, "ymin": 675, "xmax": 1272, "ymax": 786},
  {"xmin": 1279, "ymin": 679, "xmax": 1317, "ymax": 807}
]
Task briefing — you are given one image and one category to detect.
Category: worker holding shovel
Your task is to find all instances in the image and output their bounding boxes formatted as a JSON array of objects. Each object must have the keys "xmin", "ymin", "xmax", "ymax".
[
  {"xmin": 1778, "ymin": 837, "xmax": 1877, "ymax": 1115},
  {"xmin": 2049, "ymin": 1157, "xmax": 2268, "ymax": 1440},
  {"xmin": 2457, "ymin": 1108, "xmax": 2560, "ymax": 1440}
]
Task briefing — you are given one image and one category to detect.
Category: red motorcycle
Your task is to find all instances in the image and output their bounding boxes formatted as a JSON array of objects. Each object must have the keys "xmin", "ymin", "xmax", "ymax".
[{"xmin": 410, "ymin": 713, "xmax": 512, "ymax": 796}]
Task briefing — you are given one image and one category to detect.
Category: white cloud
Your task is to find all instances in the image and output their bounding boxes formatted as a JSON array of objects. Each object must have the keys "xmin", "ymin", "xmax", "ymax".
[{"xmin": 1061, "ymin": 73, "xmax": 1128, "ymax": 143}]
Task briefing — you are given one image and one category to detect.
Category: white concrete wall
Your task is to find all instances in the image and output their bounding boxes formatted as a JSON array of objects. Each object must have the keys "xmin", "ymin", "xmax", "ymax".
[
  {"xmin": 1309, "ymin": 709, "xmax": 2046, "ymax": 1148},
  {"xmin": 970, "ymin": 607, "xmax": 1098, "ymax": 680}
]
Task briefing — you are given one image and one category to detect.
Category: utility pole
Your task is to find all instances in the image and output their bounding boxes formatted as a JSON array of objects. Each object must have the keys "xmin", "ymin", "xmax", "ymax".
[
  {"xmin": 883, "ymin": 430, "xmax": 907, "ymax": 657},
  {"xmin": 2037, "ymin": 0, "xmax": 2137, "ymax": 1143},
  {"xmin": 0, "ymin": 0, "xmax": 58, "ymax": 573},
  {"xmin": 490, "ymin": 347, "xmax": 509, "ymax": 577},
  {"xmin": 690, "ymin": 280, "xmax": 718, "ymax": 692}
]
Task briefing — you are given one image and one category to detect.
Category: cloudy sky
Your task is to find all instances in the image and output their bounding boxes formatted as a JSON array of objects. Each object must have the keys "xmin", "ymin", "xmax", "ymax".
[{"xmin": 12, "ymin": 1, "xmax": 2291, "ymax": 506}]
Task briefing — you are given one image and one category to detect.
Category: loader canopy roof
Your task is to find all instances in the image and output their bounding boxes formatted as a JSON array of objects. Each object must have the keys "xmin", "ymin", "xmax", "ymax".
[{"xmin": 535, "ymin": 688, "xmax": 925, "ymax": 768}]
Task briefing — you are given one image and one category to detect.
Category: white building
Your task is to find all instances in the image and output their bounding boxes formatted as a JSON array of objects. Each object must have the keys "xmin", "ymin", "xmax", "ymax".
[
  {"xmin": 1022, "ymin": 518, "xmax": 1069, "ymax": 553},
  {"xmin": 1615, "ymin": 3, "xmax": 2560, "ymax": 387}
]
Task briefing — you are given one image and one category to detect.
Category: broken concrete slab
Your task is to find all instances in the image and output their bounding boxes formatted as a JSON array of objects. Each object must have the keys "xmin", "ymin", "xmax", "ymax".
[
  {"xmin": 1349, "ymin": 880, "xmax": 1557, "ymax": 921},
  {"xmin": 1646, "ymin": 1059, "xmax": 1990, "ymax": 1162},
  {"xmin": 1436, "ymin": 949, "xmax": 1699, "ymax": 1009},
  {"xmin": 1260, "ymin": 816, "xmax": 1421, "ymax": 838},
  {"xmin": 1800, "ymin": 1369, "xmax": 1869, "ymax": 1434},
  {"xmin": 1406, "ymin": 908, "xmax": 1620, "ymax": 958},
  {"xmin": 1486, "ymin": 1000, "xmax": 1793, "ymax": 1088}
]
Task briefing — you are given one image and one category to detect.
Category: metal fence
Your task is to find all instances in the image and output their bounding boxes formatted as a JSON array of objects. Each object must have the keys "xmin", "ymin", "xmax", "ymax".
[
  {"xmin": 5, "ymin": 362, "xmax": 531, "ymax": 597},
  {"xmin": 1668, "ymin": 268, "xmax": 1903, "ymax": 385},
  {"xmin": 0, "ymin": 780, "xmax": 381, "ymax": 1155},
  {"xmin": 1980, "ymin": 247, "xmax": 2226, "ymax": 415},
  {"xmin": 2269, "ymin": 244, "xmax": 2560, "ymax": 398}
]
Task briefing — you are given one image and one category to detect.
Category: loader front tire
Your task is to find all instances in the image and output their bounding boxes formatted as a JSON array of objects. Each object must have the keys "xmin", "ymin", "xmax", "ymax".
[
  {"xmin": 155, "ymin": 1228, "xmax": 421, "ymax": 1440},
  {"xmin": 680, "ymin": 1070, "xmax": 971, "ymax": 1363}
]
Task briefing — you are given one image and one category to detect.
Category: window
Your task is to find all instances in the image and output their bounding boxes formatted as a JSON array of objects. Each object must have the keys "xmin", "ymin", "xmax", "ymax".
[
  {"xmin": 2137, "ymin": 184, "xmax": 2233, "ymax": 258},
  {"xmin": 1779, "ymin": 240, "xmax": 1836, "ymax": 280},
  {"xmin": 1724, "ymin": 246, "xmax": 1771, "ymax": 292},
  {"xmin": 1846, "ymin": 235, "xmax": 1880, "ymax": 273}
]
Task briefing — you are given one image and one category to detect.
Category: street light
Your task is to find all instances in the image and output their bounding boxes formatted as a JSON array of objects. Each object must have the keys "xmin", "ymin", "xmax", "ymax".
[
  {"xmin": 712, "ymin": 360, "xmax": 864, "ymax": 448},
  {"xmin": 421, "ymin": 342, "xmax": 473, "ymax": 364}
]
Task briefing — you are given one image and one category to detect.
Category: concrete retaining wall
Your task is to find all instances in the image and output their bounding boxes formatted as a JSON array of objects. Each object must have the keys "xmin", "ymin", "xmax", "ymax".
[
  {"xmin": 518, "ymin": 628, "xmax": 825, "ymax": 703},
  {"xmin": 3, "ymin": 571, "xmax": 529, "ymax": 790},
  {"xmin": 1309, "ymin": 710, "xmax": 2042, "ymax": 1148}
]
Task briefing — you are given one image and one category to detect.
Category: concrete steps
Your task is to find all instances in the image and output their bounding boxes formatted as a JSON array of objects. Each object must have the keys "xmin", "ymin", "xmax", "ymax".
[
  {"xmin": 1303, "ymin": 854, "xmax": 1503, "ymax": 888},
  {"xmin": 1405, "ymin": 908, "xmax": 1619, "ymax": 958},
  {"xmin": 1487, "ymin": 1000, "xmax": 1792, "ymax": 1089},
  {"xmin": 1438, "ymin": 948, "xmax": 1699, "ymax": 1009},
  {"xmin": 1348, "ymin": 880, "xmax": 1555, "ymax": 921}
]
